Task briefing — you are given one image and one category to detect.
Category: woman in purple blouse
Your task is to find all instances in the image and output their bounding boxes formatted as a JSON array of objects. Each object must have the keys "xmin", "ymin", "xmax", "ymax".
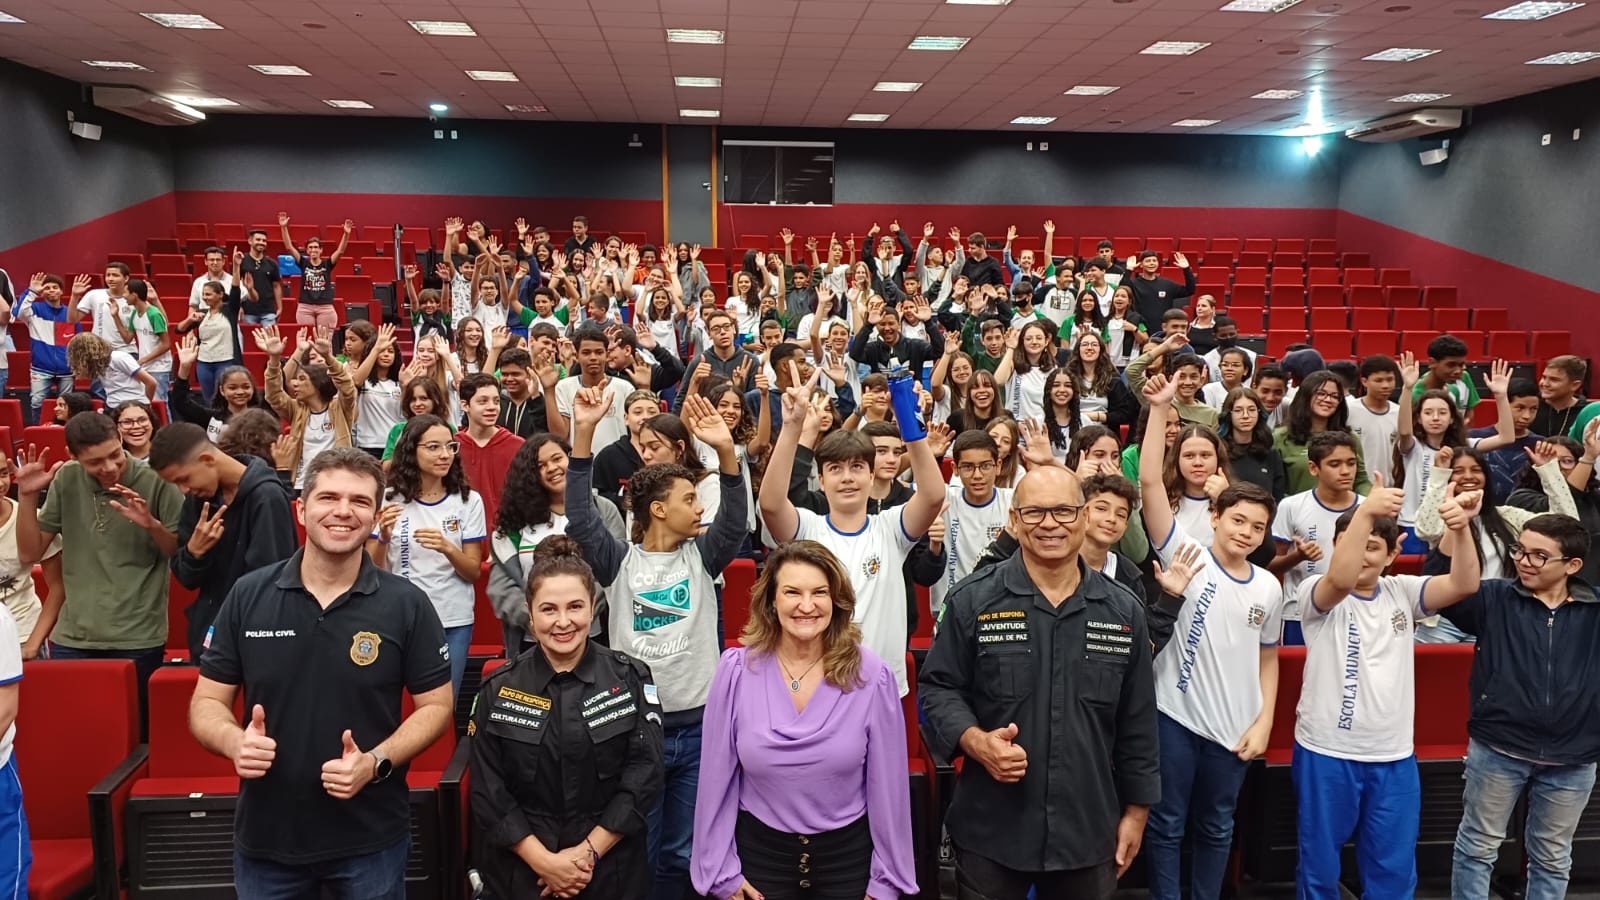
[{"xmin": 691, "ymin": 540, "xmax": 918, "ymax": 900}]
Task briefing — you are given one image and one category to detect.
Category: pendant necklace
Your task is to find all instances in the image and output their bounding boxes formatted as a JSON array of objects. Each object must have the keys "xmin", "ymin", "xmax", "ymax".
[{"xmin": 778, "ymin": 655, "xmax": 822, "ymax": 693}]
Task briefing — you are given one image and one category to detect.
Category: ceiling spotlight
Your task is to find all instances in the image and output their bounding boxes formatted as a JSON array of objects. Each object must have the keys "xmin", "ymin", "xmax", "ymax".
[{"xmin": 429, "ymin": 102, "xmax": 449, "ymax": 113}]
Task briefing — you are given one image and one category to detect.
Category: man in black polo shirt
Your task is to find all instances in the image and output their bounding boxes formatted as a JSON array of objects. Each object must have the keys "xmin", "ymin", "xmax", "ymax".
[
  {"xmin": 190, "ymin": 448, "xmax": 453, "ymax": 898},
  {"xmin": 238, "ymin": 229, "xmax": 282, "ymax": 326}
]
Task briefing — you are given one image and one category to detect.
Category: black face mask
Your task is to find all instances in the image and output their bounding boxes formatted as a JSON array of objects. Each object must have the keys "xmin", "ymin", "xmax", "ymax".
[{"xmin": 1217, "ymin": 336, "xmax": 1239, "ymax": 349}]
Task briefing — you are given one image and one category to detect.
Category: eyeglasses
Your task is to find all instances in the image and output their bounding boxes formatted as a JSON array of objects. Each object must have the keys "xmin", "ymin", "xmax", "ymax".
[
  {"xmin": 1508, "ymin": 544, "xmax": 1571, "ymax": 567},
  {"xmin": 708, "ymin": 323, "xmax": 735, "ymax": 333},
  {"xmin": 955, "ymin": 461, "xmax": 996, "ymax": 476},
  {"xmin": 421, "ymin": 441, "xmax": 461, "ymax": 456},
  {"xmin": 1556, "ymin": 458, "xmax": 1579, "ymax": 470},
  {"xmin": 1016, "ymin": 504, "xmax": 1084, "ymax": 526},
  {"xmin": 118, "ymin": 417, "xmax": 152, "ymax": 428},
  {"xmin": 1312, "ymin": 389, "xmax": 1343, "ymax": 402}
]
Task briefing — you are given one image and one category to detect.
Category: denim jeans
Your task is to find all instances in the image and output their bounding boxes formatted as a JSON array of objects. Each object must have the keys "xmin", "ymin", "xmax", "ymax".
[
  {"xmin": 195, "ymin": 359, "xmax": 233, "ymax": 405},
  {"xmin": 48, "ymin": 644, "xmax": 164, "ymax": 740},
  {"xmin": 235, "ymin": 835, "xmax": 408, "ymax": 900},
  {"xmin": 1452, "ymin": 738, "xmax": 1597, "ymax": 900},
  {"xmin": 443, "ymin": 624, "xmax": 472, "ymax": 704},
  {"xmin": 646, "ymin": 720, "xmax": 701, "ymax": 900},
  {"xmin": 149, "ymin": 370, "xmax": 171, "ymax": 405},
  {"xmin": 28, "ymin": 370, "xmax": 74, "ymax": 422},
  {"xmin": 1145, "ymin": 713, "xmax": 1251, "ymax": 900},
  {"xmin": 241, "ymin": 314, "xmax": 277, "ymax": 327}
]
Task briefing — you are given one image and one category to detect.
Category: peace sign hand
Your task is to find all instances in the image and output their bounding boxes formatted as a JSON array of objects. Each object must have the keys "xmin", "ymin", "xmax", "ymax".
[{"xmin": 186, "ymin": 502, "xmax": 228, "ymax": 558}]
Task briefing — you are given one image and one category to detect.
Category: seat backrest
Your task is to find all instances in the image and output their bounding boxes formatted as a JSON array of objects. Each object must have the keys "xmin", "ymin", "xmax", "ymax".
[
  {"xmin": 145, "ymin": 666, "xmax": 239, "ymax": 779},
  {"xmin": 16, "ymin": 660, "xmax": 139, "ymax": 839},
  {"xmin": 1413, "ymin": 644, "xmax": 1474, "ymax": 754},
  {"xmin": 721, "ymin": 559, "xmax": 758, "ymax": 643},
  {"xmin": 1266, "ymin": 647, "xmax": 1306, "ymax": 758}
]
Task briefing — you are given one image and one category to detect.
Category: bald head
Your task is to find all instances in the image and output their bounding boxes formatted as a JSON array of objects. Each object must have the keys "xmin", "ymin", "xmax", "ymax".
[
  {"xmin": 1016, "ymin": 465, "xmax": 1085, "ymax": 507},
  {"xmin": 1011, "ymin": 465, "xmax": 1088, "ymax": 565}
]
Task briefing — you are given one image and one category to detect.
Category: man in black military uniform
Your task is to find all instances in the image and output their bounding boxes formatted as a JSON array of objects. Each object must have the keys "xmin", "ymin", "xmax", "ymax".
[
  {"xmin": 920, "ymin": 465, "xmax": 1160, "ymax": 899},
  {"xmin": 190, "ymin": 448, "xmax": 455, "ymax": 899}
]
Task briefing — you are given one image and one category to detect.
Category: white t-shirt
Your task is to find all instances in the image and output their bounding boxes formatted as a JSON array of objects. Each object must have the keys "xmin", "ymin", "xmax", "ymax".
[
  {"xmin": 932, "ymin": 485, "xmax": 1013, "ymax": 617},
  {"xmin": 1345, "ymin": 396, "xmax": 1399, "ymax": 487},
  {"xmin": 1038, "ymin": 285, "xmax": 1075, "ymax": 327},
  {"xmin": 376, "ymin": 490, "xmax": 487, "ymax": 628},
  {"xmin": 554, "ymin": 375, "xmax": 635, "ymax": 451},
  {"xmin": 726, "ymin": 297, "xmax": 758, "ymax": 338},
  {"xmin": 0, "ymin": 499, "xmax": 61, "ymax": 644},
  {"xmin": 1294, "ymin": 573, "xmax": 1430, "ymax": 762},
  {"xmin": 356, "ymin": 379, "xmax": 403, "ymax": 449},
  {"xmin": 1175, "ymin": 495, "xmax": 1214, "ymax": 546},
  {"xmin": 1272, "ymin": 490, "xmax": 1362, "ymax": 620},
  {"xmin": 1398, "ymin": 440, "xmax": 1435, "ymax": 527},
  {"xmin": 125, "ymin": 306, "xmax": 171, "ymax": 373},
  {"xmin": 792, "ymin": 506, "xmax": 917, "ymax": 696},
  {"xmin": 103, "ymin": 351, "xmax": 147, "ymax": 407},
  {"xmin": 1152, "ymin": 520, "xmax": 1283, "ymax": 748},
  {"xmin": 1005, "ymin": 368, "xmax": 1049, "ymax": 425},
  {"xmin": 472, "ymin": 299, "xmax": 508, "ymax": 333},
  {"xmin": 78, "ymin": 290, "xmax": 137, "ymax": 353},
  {"xmin": 1199, "ymin": 382, "xmax": 1233, "ymax": 411},
  {"xmin": 1202, "ymin": 347, "xmax": 1258, "ymax": 384},
  {"xmin": 295, "ymin": 408, "xmax": 337, "ymax": 489},
  {"xmin": 0, "ymin": 600, "xmax": 18, "ymax": 767}
]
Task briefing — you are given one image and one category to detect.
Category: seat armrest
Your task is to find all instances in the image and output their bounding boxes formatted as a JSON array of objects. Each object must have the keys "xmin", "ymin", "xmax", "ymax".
[
  {"xmin": 90, "ymin": 745, "xmax": 151, "ymax": 900},
  {"xmin": 919, "ymin": 722, "xmax": 954, "ymax": 774},
  {"xmin": 439, "ymin": 738, "xmax": 473, "ymax": 897}
]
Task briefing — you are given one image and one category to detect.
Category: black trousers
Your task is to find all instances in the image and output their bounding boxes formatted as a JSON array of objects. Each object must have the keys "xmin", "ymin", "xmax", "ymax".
[
  {"xmin": 954, "ymin": 846, "xmax": 1115, "ymax": 900},
  {"xmin": 734, "ymin": 810, "xmax": 871, "ymax": 900}
]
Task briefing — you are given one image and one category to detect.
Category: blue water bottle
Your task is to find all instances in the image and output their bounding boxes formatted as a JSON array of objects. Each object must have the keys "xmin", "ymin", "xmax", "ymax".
[{"xmin": 886, "ymin": 365, "xmax": 928, "ymax": 442}]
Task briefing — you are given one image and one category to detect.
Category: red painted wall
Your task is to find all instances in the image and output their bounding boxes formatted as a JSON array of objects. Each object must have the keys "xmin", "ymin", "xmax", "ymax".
[
  {"xmin": 0, "ymin": 193, "xmax": 178, "ymax": 282},
  {"xmin": 1335, "ymin": 211, "xmax": 1598, "ymax": 359},
  {"xmin": 174, "ymin": 193, "xmax": 665, "ymax": 245},
  {"xmin": 715, "ymin": 204, "xmax": 1338, "ymax": 249}
]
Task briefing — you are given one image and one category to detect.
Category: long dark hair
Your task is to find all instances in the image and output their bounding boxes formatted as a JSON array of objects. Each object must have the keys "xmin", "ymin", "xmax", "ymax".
[
  {"xmin": 366, "ymin": 339, "xmax": 405, "ymax": 386},
  {"xmin": 1044, "ymin": 368, "xmax": 1081, "ymax": 451},
  {"xmin": 1282, "ymin": 371, "xmax": 1349, "ymax": 445},
  {"xmin": 497, "ymin": 433, "xmax": 570, "ymax": 535},
  {"xmin": 386, "ymin": 414, "xmax": 471, "ymax": 503},
  {"xmin": 1219, "ymin": 387, "xmax": 1274, "ymax": 460},
  {"xmin": 1067, "ymin": 332, "xmax": 1117, "ymax": 397},
  {"xmin": 207, "ymin": 365, "xmax": 267, "ymax": 419},
  {"xmin": 1074, "ymin": 290, "xmax": 1108, "ymax": 333},
  {"xmin": 641, "ymin": 414, "xmax": 708, "ymax": 480},
  {"xmin": 1446, "ymin": 444, "xmax": 1518, "ymax": 572},
  {"xmin": 1065, "ymin": 424, "xmax": 1120, "ymax": 471}
]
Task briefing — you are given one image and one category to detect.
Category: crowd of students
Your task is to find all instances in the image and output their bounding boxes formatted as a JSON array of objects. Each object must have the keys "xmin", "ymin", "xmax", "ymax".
[{"xmin": 0, "ymin": 215, "xmax": 1595, "ymax": 900}]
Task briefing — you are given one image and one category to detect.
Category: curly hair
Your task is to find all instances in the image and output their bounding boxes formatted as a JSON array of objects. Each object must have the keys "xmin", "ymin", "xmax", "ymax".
[
  {"xmin": 497, "ymin": 433, "xmax": 570, "ymax": 535},
  {"xmin": 217, "ymin": 407, "xmax": 284, "ymax": 461},
  {"xmin": 627, "ymin": 462, "xmax": 695, "ymax": 544},
  {"xmin": 454, "ymin": 316, "xmax": 487, "ymax": 372},
  {"xmin": 705, "ymin": 382, "xmax": 755, "ymax": 446},
  {"xmin": 66, "ymin": 333, "xmax": 111, "ymax": 381},
  {"xmin": 741, "ymin": 540, "xmax": 864, "ymax": 691},
  {"xmin": 1282, "ymin": 371, "xmax": 1350, "ymax": 445},
  {"xmin": 386, "ymin": 414, "xmax": 471, "ymax": 503}
]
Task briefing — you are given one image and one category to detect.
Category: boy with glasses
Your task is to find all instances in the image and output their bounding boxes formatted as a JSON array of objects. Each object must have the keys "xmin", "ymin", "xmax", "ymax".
[
  {"xmin": 930, "ymin": 430, "xmax": 1015, "ymax": 618},
  {"xmin": 1443, "ymin": 514, "xmax": 1600, "ymax": 900}
]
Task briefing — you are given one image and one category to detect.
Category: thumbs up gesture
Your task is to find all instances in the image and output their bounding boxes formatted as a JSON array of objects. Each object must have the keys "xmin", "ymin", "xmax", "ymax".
[
  {"xmin": 963, "ymin": 721, "xmax": 1028, "ymax": 783},
  {"xmin": 1362, "ymin": 471, "xmax": 1406, "ymax": 521},
  {"xmin": 235, "ymin": 704, "xmax": 276, "ymax": 779},
  {"xmin": 320, "ymin": 729, "xmax": 375, "ymax": 799}
]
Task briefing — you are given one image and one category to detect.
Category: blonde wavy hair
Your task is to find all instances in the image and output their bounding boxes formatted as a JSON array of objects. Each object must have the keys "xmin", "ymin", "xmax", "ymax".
[{"xmin": 740, "ymin": 541, "xmax": 865, "ymax": 691}]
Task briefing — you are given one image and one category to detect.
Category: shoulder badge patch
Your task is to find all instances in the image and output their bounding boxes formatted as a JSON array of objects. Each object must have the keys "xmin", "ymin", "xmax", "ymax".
[{"xmin": 350, "ymin": 631, "xmax": 381, "ymax": 666}]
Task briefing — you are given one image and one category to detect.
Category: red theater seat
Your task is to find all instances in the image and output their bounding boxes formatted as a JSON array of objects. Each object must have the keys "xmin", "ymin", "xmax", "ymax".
[
  {"xmin": 1487, "ymin": 332, "xmax": 1528, "ymax": 361},
  {"xmin": 1453, "ymin": 330, "xmax": 1486, "ymax": 359},
  {"xmin": 1348, "ymin": 285, "xmax": 1385, "ymax": 307},
  {"xmin": 1276, "ymin": 238, "xmax": 1305, "ymax": 254},
  {"xmin": 1308, "ymin": 238, "xmax": 1336, "ymax": 254},
  {"xmin": 1228, "ymin": 307, "xmax": 1264, "ymax": 335},
  {"xmin": 1271, "ymin": 252, "xmax": 1303, "ymax": 271},
  {"xmin": 1196, "ymin": 266, "xmax": 1231, "ymax": 285},
  {"xmin": 1243, "ymin": 238, "xmax": 1274, "ymax": 256},
  {"xmin": 1238, "ymin": 251, "xmax": 1270, "ymax": 268},
  {"xmin": 1433, "ymin": 308, "xmax": 1470, "ymax": 332},
  {"xmin": 1391, "ymin": 308, "xmax": 1430, "ymax": 332},
  {"xmin": 1265, "ymin": 331, "xmax": 1303, "ymax": 359},
  {"xmin": 1341, "ymin": 252, "xmax": 1371, "ymax": 269},
  {"xmin": 1306, "ymin": 251, "xmax": 1339, "ymax": 268},
  {"xmin": 722, "ymin": 559, "xmax": 758, "ymax": 643},
  {"xmin": 1307, "ymin": 285, "xmax": 1344, "ymax": 308},
  {"xmin": 21, "ymin": 426, "xmax": 66, "ymax": 462},
  {"xmin": 1344, "ymin": 267, "xmax": 1376, "ymax": 287},
  {"xmin": 1230, "ymin": 284, "xmax": 1265, "ymax": 308},
  {"xmin": 1208, "ymin": 238, "xmax": 1239, "ymax": 265},
  {"xmin": 1424, "ymin": 285, "xmax": 1458, "ymax": 308},
  {"xmin": 146, "ymin": 238, "xmax": 180, "ymax": 255},
  {"xmin": 213, "ymin": 224, "xmax": 247, "ymax": 246},
  {"xmin": 1401, "ymin": 332, "xmax": 1436, "ymax": 359},
  {"xmin": 18, "ymin": 660, "xmax": 144, "ymax": 900},
  {"xmin": 1178, "ymin": 237, "xmax": 1207, "ymax": 263},
  {"xmin": 1386, "ymin": 286, "xmax": 1422, "ymax": 307},
  {"xmin": 1311, "ymin": 330, "xmax": 1353, "ymax": 359},
  {"xmin": 1473, "ymin": 308, "xmax": 1510, "ymax": 331},
  {"xmin": 1531, "ymin": 331, "xmax": 1570, "ymax": 360},
  {"xmin": 1267, "ymin": 306, "xmax": 1304, "ymax": 331},
  {"xmin": 175, "ymin": 223, "xmax": 210, "ymax": 251},
  {"xmin": 1113, "ymin": 237, "xmax": 1140, "ymax": 259},
  {"xmin": 1379, "ymin": 268, "xmax": 1412, "ymax": 286},
  {"xmin": 1234, "ymin": 267, "xmax": 1267, "ymax": 287},
  {"xmin": 108, "ymin": 252, "xmax": 147, "ymax": 275},
  {"xmin": 148, "ymin": 254, "xmax": 188, "ymax": 276},
  {"xmin": 1355, "ymin": 330, "xmax": 1398, "ymax": 357},
  {"xmin": 1309, "ymin": 308, "xmax": 1348, "ymax": 331},
  {"xmin": 152, "ymin": 274, "xmax": 191, "ymax": 300},
  {"xmin": 1145, "ymin": 237, "xmax": 1175, "ymax": 260},
  {"xmin": 1307, "ymin": 267, "xmax": 1342, "ymax": 286},
  {"xmin": 1269, "ymin": 285, "xmax": 1305, "ymax": 307}
]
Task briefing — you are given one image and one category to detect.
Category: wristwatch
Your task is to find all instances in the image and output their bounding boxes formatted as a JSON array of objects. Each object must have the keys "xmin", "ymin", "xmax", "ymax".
[{"xmin": 370, "ymin": 748, "xmax": 393, "ymax": 783}]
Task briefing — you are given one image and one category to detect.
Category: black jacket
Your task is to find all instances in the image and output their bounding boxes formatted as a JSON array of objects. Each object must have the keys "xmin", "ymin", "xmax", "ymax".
[
  {"xmin": 172, "ymin": 456, "xmax": 299, "ymax": 660},
  {"xmin": 607, "ymin": 343, "xmax": 685, "ymax": 396},
  {"xmin": 592, "ymin": 434, "xmax": 643, "ymax": 515},
  {"xmin": 849, "ymin": 322, "xmax": 945, "ymax": 376},
  {"xmin": 468, "ymin": 643, "xmax": 664, "ymax": 899},
  {"xmin": 496, "ymin": 390, "xmax": 547, "ymax": 440},
  {"xmin": 1441, "ymin": 576, "xmax": 1600, "ymax": 765},
  {"xmin": 1125, "ymin": 268, "xmax": 1197, "ymax": 326},
  {"xmin": 960, "ymin": 255, "xmax": 1005, "ymax": 289},
  {"xmin": 920, "ymin": 554, "xmax": 1160, "ymax": 872}
]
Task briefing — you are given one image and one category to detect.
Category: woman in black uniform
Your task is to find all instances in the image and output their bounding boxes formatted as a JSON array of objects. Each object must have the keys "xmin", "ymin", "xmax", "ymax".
[{"xmin": 469, "ymin": 535, "xmax": 664, "ymax": 898}]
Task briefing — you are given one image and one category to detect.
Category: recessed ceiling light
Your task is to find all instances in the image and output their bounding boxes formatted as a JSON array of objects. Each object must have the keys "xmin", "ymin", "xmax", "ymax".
[
  {"xmin": 140, "ymin": 12, "xmax": 222, "ymax": 28},
  {"xmin": 505, "ymin": 103, "xmax": 548, "ymax": 113},
  {"xmin": 408, "ymin": 20, "xmax": 476, "ymax": 36},
  {"xmin": 1065, "ymin": 85, "xmax": 1119, "ymax": 95},
  {"xmin": 1389, "ymin": 92, "xmax": 1452, "ymax": 102},
  {"xmin": 679, "ymin": 108, "xmax": 720, "ymax": 117},
  {"xmin": 1526, "ymin": 50, "xmax": 1600, "ymax": 63},
  {"xmin": 1141, "ymin": 40, "xmax": 1212, "ymax": 54},
  {"xmin": 465, "ymin": 70, "xmax": 518, "ymax": 81},
  {"xmin": 1173, "ymin": 118, "xmax": 1222, "ymax": 126},
  {"xmin": 324, "ymin": 99, "xmax": 374, "ymax": 109},
  {"xmin": 429, "ymin": 102, "xmax": 448, "ymax": 113},
  {"xmin": 1219, "ymin": 0, "xmax": 1305, "ymax": 10},
  {"xmin": 1253, "ymin": 88, "xmax": 1305, "ymax": 98},
  {"xmin": 666, "ymin": 28, "xmax": 724, "ymax": 43},
  {"xmin": 0, "ymin": 10, "xmax": 23, "ymax": 22},
  {"xmin": 1010, "ymin": 115, "xmax": 1057, "ymax": 125},
  {"xmin": 874, "ymin": 81, "xmax": 923, "ymax": 91},
  {"xmin": 848, "ymin": 113, "xmax": 890, "ymax": 122},
  {"xmin": 1483, "ymin": 1, "xmax": 1583, "ymax": 19},
  {"xmin": 83, "ymin": 60, "xmax": 149, "ymax": 70},
  {"xmin": 908, "ymin": 35, "xmax": 970, "ymax": 50},
  {"xmin": 1362, "ymin": 47, "xmax": 1440, "ymax": 61},
  {"xmin": 947, "ymin": 0, "xmax": 1010, "ymax": 4},
  {"xmin": 674, "ymin": 76, "xmax": 721, "ymax": 87},
  {"xmin": 165, "ymin": 94, "xmax": 237, "ymax": 107},
  {"xmin": 154, "ymin": 97, "xmax": 205, "ymax": 119},
  {"xmin": 301, "ymin": 21, "xmax": 325, "ymax": 29},
  {"xmin": 1283, "ymin": 122, "xmax": 1341, "ymax": 135},
  {"xmin": 250, "ymin": 64, "xmax": 311, "ymax": 76},
  {"xmin": 1383, "ymin": 4, "xmax": 1413, "ymax": 10}
]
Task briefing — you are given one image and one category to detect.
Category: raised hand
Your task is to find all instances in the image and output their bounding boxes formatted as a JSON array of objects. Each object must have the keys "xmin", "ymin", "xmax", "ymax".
[
  {"xmin": 271, "ymin": 433, "xmax": 296, "ymax": 471},
  {"xmin": 926, "ymin": 421, "xmax": 956, "ymax": 458},
  {"xmin": 1006, "ymin": 225, "xmax": 1017, "ymax": 243},
  {"xmin": 1527, "ymin": 440, "xmax": 1560, "ymax": 468},
  {"xmin": 1398, "ymin": 350, "xmax": 1420, "ymax": 388},
  {"xmin": 1153, "ymin": 542, "xmax": 1205, "ymax": 596},
  {"xmin": 72, "ymin": 273, "xmax": 94, "ymax": 298},
  {"xmin": 914, "ymin": 295, "xmax": 933, "ymax": 322},
  {"xmin": 235, "ymin": 705, "xmax": 276, "ymax": 779},
  {"xmin": 514, "ymin": 217, "xmax": 528, "ymax": 237},
  {"xmin": 690, "ymin": 243, "xmax": 702, "ymax": 261},
  {"xmin": 923, "ymin": 221, "xmax": 935, "ymax": 239},
  {"xmin": 1018, "ymin": 419, "xmax": 1056, "ymax": 467},
  {"xmin": 927, "ymin": 506, "xmax": 947, "ymax": 553},
  {"xmin": 342, "ymin": 219, "xmax": 354, "ymax": 235},
  {"xmin": 684, "ymin": 392, "xmax": 736, "ymax": 451},
  {"xmin": 1437, "ymin": 482, "xmax": 1471, "ymax": 532},
  {"xmin": 1203, "ymin": 472, "xmax": 1229, "ymax": 500},
  {"xmin": 186, "ymin": 502, "xmax": 228, "ymax": 557},
  {"xmin": 444, "ymin": 217, "xmax": 463, "ymax": 235},
  {"xmin": 1583, "ymin": 418, "xmax": 1600, "ymax": 460},
  {"xmin": 948, "ymin": 225, "xmax": 962, "ymax": 244},
  {"xmin": 1434, "ymin": 446, "xmax": 1455, "ymax": 470},
  {"xmin": 865, "ymin": 298, "xmax": 884, "ymax": 326},
  {"xmin": 27, "ymin": 272, "xmax": 45, "ymax": 294},
  {"xmin": 108, "ymin": 483, "xmax": 157, "ymax": 529},
  {"xmin": 533, "ymin": 349, "xmax": 560, "ymax": 391},
  {"xmin": 277, "ymin": 211, "xmax": 290, "ymax": 227},
  {"xmin": 1172, "ymin": 251, "xmax": 1189, "ymax": 268},
  {"xmin": 1487, "ymin": 358, "xmax": 1512, "ymax": 396},
  {"xmin": 1362, "ymin": 471, "xmax": 1406, "ymax": 520},
  {"xmin": 252, "ymin": 325, "xmax": 284, "ymax": 357},
  {"xmin": 177, "ymin": 332, "xmax": 200, "ymax": 367},
  {"xmin": 1043, "ymin": 219, "xmax": 1055, "ymax": 235},
  {"xmin": 572, "ymin": 386, "xmax": 614, "ymax": 429},
  {"xmin": 779, "ymin": 227, "xmax": 794, "ymax": 245},
  {"xmin": 433, "ymin": 262, "xmax": 451, "ymax": 283},
  {"xmin": 1144, "ymin": 373, "xmax": 1179, "ymax": 406},
  {"xmin": 889, "ymin": 219, "xmax": 901, "ymax": 234},
  {"xmin": 311, "ymin": 326, "xmax": 335, "ymax": 360},
  {"xmin": 15, "ymin": 444, "xmax": 63, "ymax": 495}
]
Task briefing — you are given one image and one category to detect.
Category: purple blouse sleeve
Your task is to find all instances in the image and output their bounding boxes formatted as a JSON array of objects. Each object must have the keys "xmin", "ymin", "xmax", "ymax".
[
  {"xmin": 691, "ymin": 648, "xmax": 747, "ymax": 900},
  {"xmin": 864, "ymin": 660, "xmax": 919, "ymax": 899}
]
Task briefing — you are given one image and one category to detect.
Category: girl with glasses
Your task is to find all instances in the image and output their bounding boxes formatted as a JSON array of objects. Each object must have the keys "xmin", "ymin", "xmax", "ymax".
[
  {"xmin": 1507, "ymin": 430, "xmax": 1600, "ymax": 585},
  {"xmin": 368, "ymin": 414, "xmax": 486, "ymax": 701},
  {"xmin": 1272, "ymin": 370, "xmax": 1371, "ymax": 496}
]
